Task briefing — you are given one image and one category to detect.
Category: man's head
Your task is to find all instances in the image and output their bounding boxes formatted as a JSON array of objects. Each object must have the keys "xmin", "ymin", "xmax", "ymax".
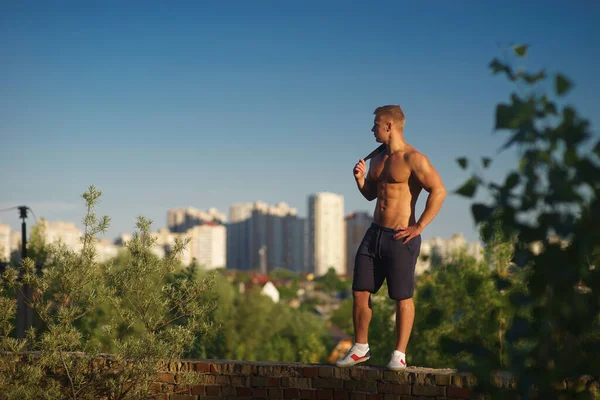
[{"xmin": 372, "ymin": 105, "xmax": 406, "ymax": 143}]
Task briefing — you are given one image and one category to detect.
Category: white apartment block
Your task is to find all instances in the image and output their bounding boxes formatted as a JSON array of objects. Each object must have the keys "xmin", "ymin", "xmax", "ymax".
[
  {"xmin": 41, "ymin": 220, "xmax": 83, "ymax": 252},
  {"xmin": 10, "ymin": 232, "xmax": 21, "ymax": 253},
  {"xmin": 95, "ymin": 239, "xmax": 120, "ymax": 263},
  {"xmin": 167, "ymin": 207, "xmax": 226, "ymax": 233},
  {"xmin": 308, "ymin": 192, "xmax": 346, "ymax": 276},
  {"xmin": 187, "ymin": 223, "xmax": 226, "ymax": 270},
  {"xmin": 417, "ymin": 233, "xmax": 484, "ymax": 274},
  {"xmin": 151, "ymin": 223, "xmax": 226, "ymax": 269},
  {"xmin": 0, "ymin": 223, "xmax": 10, "ymax": 261},
  {"xmin": 152, "ymin": 228, "xmax": 190, "ymax": 264}
]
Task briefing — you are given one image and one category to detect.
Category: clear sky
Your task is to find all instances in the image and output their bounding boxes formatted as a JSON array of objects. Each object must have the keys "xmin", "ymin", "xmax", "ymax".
[{"xmin": 1, "ymin": 1, "xmax": 598, "ymax": 243}]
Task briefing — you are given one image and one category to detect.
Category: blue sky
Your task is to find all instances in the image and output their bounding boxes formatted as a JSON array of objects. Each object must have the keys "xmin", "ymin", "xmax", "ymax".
[{"xmin": 1, "ymin": 1, "xmax": 598, "ymax": 243}]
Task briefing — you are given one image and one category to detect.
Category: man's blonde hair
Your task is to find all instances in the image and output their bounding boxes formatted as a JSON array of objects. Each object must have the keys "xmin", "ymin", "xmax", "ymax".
[{"xmin": 374, "ymin": 105, "xmax": 406, "ymax": 128}]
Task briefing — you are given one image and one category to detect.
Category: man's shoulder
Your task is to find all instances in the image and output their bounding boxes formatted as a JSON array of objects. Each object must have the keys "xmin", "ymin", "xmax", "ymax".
[{"xmin": 405, "ymin": 147, "xmax": 427, "ymax": 163}]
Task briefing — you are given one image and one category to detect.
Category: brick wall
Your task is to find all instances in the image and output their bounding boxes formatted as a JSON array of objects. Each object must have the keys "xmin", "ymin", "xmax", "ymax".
[{"xmin": 154, "ymin": 360, "xmax": 482, "ymax": 400}]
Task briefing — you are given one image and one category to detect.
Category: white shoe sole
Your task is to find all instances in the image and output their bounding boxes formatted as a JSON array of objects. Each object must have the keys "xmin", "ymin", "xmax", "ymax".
[{"xmin": 336, "ymin": 355, "xmax": 370, "ymax": 367}]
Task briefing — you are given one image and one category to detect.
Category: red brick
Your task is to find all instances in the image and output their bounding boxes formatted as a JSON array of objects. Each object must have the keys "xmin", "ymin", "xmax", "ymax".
[
  {"xmin": 206, "ymin": 386, "xmax": 221, "ymax": 396},
  {"xmin": 194, "ymin": 362, "xmax": 211, "ymax": 372},
  {"xmin": 349, "ymin": 394, "xmax": 366, "ymax": 400},
  {"xmin": 366, "ymin": 395, "xmax": 382, "ymax": 400},
  {"xmin": 447, "ymin": 386, "xmax": 473, "ymax": 399},
  {"xmin": 268, "ymin": 377, "xmax": 282, "ymax": 387},
  {"xmin": 334, "ymin": 391, "xmax": 350, "ymax": 400},
  {"xmin": 190, "ymin": 385, "xmax": 205, "ymax": 395},
  {"xmin": 269, "ymin": 387, "xmax": 284, "ymax": 398},
  {"xmin": 317, "ymin": 390, "xmax": 333, "ymax": 400},
  {"xmin": 215, "ymin": 375, "xmax": 231, "ymax": 385},
  {"xmin": 303, "ymin": 367, "xmax": 319, "ymax": 377},
  {"xmin": 237, "ymin": 387, "xmax": 252, "ymax": 396},
  {"xmin": 378, "ymin": 383, "xmax": 396, "ymax": 394},
  {"xmin": 156, "ymin": 373, "xmax": 175, "ymax": 383},
  {"xmin": 395, "ymin": 384, "xmax": 412, "ymax": 395},
  {"xmin": 350, "ymin": 368, "xmax": 367, "ymax": 380},
  {"xmin": 253, "ymin": 387, "xmax": 267, "ymax": 397},
  {"xmin": 284, "ymin": 388, "xmax": 301, "ymax": 398},
  {"xmin": 301, "ymin": 389, "xmax": 316, "ymax": 399},
  {"xmin": 413, "ymin": 384, "xmax": 445, "ymax": 397}
]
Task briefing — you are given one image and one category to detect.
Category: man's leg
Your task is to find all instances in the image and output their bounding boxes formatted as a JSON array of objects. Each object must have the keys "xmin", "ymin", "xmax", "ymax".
[
  {"xmin": 395, "ymin": 298, "xmax": 415, "ymax": 353},
  {"xmin": 336, "ymin": 226, "xmax": 383, "ymax": 367},
  {"xmin": 383, "ymin": 234, "xmax": 421, "ymax": 370},
  {"xmin": 353, "ymin": 291, "xmax": 372, "ymax": 344}
]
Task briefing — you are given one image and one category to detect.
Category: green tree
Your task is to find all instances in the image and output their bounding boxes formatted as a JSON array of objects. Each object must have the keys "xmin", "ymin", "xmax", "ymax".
[
  {"xmin": 0, "ymin": 186, "xmax": 217, "ymax": 400},
  {"xmin": 455, "ymin": 45, "xmax": 600, "ymax": 398},
  {"xmin": 314, "ymin": 267, "xmax": 350, "ymax": 295},
  {"xmin": 188, "ymin": 274, "xmax": 331, "ymax": 364}
]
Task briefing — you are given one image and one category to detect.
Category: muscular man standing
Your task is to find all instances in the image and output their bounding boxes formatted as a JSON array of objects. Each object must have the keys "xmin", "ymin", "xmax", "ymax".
[{"xmin": 336, "ymin": 105, "xmax": 446, "ymax": 370}]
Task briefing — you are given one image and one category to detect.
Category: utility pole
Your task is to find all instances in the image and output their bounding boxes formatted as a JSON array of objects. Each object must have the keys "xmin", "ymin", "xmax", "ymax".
[{"xmin": 16, "ymin": 206, "xmax": 33, "ymax": 338}]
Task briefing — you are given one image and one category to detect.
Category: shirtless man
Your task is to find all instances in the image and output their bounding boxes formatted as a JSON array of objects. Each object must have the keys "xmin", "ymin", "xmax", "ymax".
[{"xmin": 336, "ymin": 105, "xmax": 446, "ymax": 370}]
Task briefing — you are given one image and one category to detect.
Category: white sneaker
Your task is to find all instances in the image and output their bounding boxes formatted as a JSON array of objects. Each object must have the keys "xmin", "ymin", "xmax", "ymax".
[
  {"xmin": 386, "ymin": 352, "xmax": 407, "ymax": 370},
  {"xmin": 335, "ymin": 345, "xmax": 371, "ymax": 367}
]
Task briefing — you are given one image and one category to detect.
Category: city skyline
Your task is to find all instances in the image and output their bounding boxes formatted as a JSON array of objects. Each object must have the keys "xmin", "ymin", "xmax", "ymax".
[
  {"xmin": 1, "ymin": 2, "xmax": 598, "ymax": 244},
  {"xmin": 0, "ymin": 194, "xmax": 485, "ymax": 276}
]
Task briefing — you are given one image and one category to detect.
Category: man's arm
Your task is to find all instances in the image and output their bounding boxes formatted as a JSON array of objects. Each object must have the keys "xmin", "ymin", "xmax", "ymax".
[
  {"xmin": 395, "ymin": 152, "xmax": 446, "ymax": 243},
  {"xmin": 354, "ymin": 159, "xmax": 377, "ymax": 201},
  {"xmin": 356, "ymin": 176, "xmax": 377, "ymax": 201}
]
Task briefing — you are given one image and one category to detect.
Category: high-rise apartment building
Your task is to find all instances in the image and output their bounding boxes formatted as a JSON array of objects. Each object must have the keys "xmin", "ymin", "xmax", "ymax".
[
  {"xmin": 0, "ymin": 223, "xmax": 10, "ymax": 261},
  {"xmin": 187, "ymin": 222, "xmax": 226, "ymax": 270},
  {"xmin": 41, "ymin": 220, "xmax": 83, "ymax": 252},
  {"xmin": 167, "ymin": 207, "xmax": 226, "ymax": 233},
  {"xmin": 345, "ymin": 212, "xmax": 373, "ymax": 276},
  {"xmin": 227, "ymin": 201, "xmax": 304, "ymax": 272},
  {"xmin": 307, "ymin": 192, "xmax": 345, "ymax": 276}
]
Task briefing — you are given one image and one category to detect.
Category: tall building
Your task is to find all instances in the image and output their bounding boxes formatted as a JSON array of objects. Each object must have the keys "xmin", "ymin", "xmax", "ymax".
[
  {"xmin": 227, "ymin": 201, "xmax": 304, "ymax": 272},
  {"xmin": 152, "ymin": 228, "xmax": 191, "ymax": 265},
  {"xmin": 167, "ymin": 207, "xmax": 226, "ymax": 233},
  {"xmin": 227, "ymin": 203, "xmax": 254, "ymax": 271},
  {"xmin": 41, "ymin": 220, "xmax": 83, "ymax": 252},
  {"xmin": 345, "ymin": 212, "xmax": 373, "ymax": 276},
  {"xmin": 0, "ymin": 223, "xmax": 10, "ymax": 261},
  {"xmin": 417, "ymin": 233, "xmax": 484, "ymax": 274},
  {"xmin": 187, "ymin": 222, "xmax": 226, "ymax": 270},
  {"xmin": 307, "ymin": 192, "xmax": 345, "ymax": 276}
]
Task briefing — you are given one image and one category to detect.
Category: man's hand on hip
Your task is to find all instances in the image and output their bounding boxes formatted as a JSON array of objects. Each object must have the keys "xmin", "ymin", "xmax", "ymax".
[{"xmin": 394, "ymin": 224, "xmax": 423, "ymax": 244}]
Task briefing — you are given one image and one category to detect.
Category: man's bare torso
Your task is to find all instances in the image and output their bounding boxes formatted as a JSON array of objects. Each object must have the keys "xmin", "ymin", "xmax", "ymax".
[{"xmin": 368, "ymin": 146, "xmax": 423, "ymax": 230}]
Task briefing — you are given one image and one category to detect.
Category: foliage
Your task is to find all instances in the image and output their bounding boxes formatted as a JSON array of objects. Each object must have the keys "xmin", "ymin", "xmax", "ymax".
[
  {"xmin": 188, "ymin": 270, "xmax": 331, "ymax": 364},
  {"xmin": 0, "ymin": 186, "xmax": 216, "ymax": 400},
  {"xmin": 454, "ymin": 45, "xmax": 600, "ymax": 398},
  {"xmin": 330, "ymin": 244, "xmax": 523, "ymax": 370},
  {"xmin": 314, "ymin": 267, "xmax": 350, "ymax": 295}
]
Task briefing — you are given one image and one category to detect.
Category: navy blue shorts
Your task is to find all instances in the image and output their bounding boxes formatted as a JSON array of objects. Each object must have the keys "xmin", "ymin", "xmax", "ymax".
[{"xmin": 352, "ymin": 223, "xmax": 421, "ymax": 300}]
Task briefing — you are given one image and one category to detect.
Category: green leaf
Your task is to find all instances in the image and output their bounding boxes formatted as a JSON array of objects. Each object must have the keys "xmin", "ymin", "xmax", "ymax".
[
  {"xmin": 556, "ymin": 74, "xmax": 572, "ymax": 96},
  {"xmin": 544, "ymin": 102, "xmax": 557, "ymax": 116},
  {"xmin": 455, "ymin": 177, "xmax": 479, "ymax": 198},
  {"xmin": 513, "ymin": 44, "xmax": 528, "ymax": 57},
  {"xmin": 481, "ymin": 157, "xmax": 492, "ymax": 169},
  {"xmin": 489, "ymin": 58, "xmax": 516, "ymax": 80},
  {"xmin": 472, "ymin": 203, "xmax": 494, "ymax": 223},
  {"xmin": 495, "ymin": 104, "xmax": 514, "ymax": 130},
  {"xmin": 489, "ymin": 58, "xmax": 505, "ymax": 74},
  {"xmin": 564, "ymin": 149, "xmax": 578, "ymax": 166},
  {"xmin": 523, "ymin": 70, "xmax": 545, "ymax": 84},
  {"xmin": 457, "ymin": 157, "xmax": 468, "ymax": 169},
  {"xmin": 594, "ymin": 140, "xmax": 600, "ymax": 158},
  {"xmin": 505, "ymin": 172, "xmax": 521, "ymax": 189}
]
